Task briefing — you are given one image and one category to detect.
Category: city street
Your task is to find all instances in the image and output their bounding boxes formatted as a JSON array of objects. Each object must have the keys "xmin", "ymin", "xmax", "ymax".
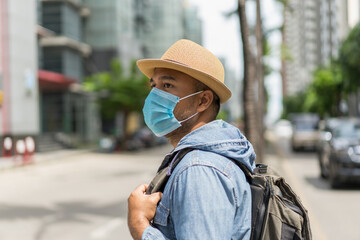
[
  {"xmin": 0, "ymin": 145, "xmax": 172, "ymax": 240},
  {"xmin": 0, "ymin": 135, "xmax": 360, "ymax": 240}
]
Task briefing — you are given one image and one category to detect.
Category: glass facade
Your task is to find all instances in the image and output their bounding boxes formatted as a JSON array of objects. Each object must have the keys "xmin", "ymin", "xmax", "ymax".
[
  {"xmin": 42, "ymin": 48, "xmax": 83, "ymax": 81},
  {"xmin": 84, "ymin": 0, "xmax": 133, "ymax": 48},
  {"xmin": 41, "ymin": 1, "xmax": 85, "ymax": 81},
  {"xmin": 84, "ymin": 0, "xmax": 119, "ymax": 48},
  {"xmin": 38, "ymin": 0, "xmax": 98, "ymax": 145},
  {"xmin": 42, "ymin": 48, "xmax": 63, "ymax": 74},
  {"xmin": 84, "ymin": 0, "xmax": 141, "ymax": 73},
  {"xmin": 141, "ymin": 0, "xmax": 185, "ymax": 58},
  {"xmin": 42, "ymin": 3, "xmax": 62, "ymax": 35},
  {"xmin": 42, "ymin": 2, "xmax": 82, "ymax": 41}
]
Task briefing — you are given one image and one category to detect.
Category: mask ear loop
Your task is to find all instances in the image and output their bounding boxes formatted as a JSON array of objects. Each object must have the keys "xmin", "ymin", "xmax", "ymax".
[
  {"xmin": 178, "ymin": 112, "xmax": 199, "ymax": 123},
  {"xmin": 177, "ymin": 90, "xmax": 203, "ymax": 123},
  {"xmin": 179, "ymin": 91, "xmax": 203, "ymax": 101}
]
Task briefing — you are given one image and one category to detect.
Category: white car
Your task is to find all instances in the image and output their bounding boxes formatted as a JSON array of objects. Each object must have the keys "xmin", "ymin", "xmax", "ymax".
[{"xmin": 274, "ymin": 120, "xmax": 293, "ymax": 139}]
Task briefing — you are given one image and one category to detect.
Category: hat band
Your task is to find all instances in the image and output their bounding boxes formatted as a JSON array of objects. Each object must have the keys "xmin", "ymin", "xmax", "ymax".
[{"xmin": 163, "ymin": 59, "xmax": 193, "ymax": 68}]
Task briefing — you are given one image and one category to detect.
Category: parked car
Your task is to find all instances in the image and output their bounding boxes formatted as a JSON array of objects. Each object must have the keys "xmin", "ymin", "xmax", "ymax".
[
  {"xmin": 125, "ymin": 127, "xmax": 167, "ymax": 151},
  {"xmin": 274, "ymin": 119, "xmax": 293, "ymax": 139},
  {"xmin": 290, "ymin": 114, "xmax": 320, "ymax": 151},
  {"xmin": 317, "ymin": 118, "xmax": 360, "ymax": 188}
]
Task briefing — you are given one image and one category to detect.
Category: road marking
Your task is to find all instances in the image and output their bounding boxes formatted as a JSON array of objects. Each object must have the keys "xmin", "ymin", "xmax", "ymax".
[{"xmin": 90, "ymin": 218, "xmax": 125, "ymax": 239}]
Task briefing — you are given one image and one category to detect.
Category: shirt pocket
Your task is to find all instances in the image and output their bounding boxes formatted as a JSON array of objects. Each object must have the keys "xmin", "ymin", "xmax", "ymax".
[{"xmin": 153, "ymin": 202, "xmax": 170, "ymax": 226}]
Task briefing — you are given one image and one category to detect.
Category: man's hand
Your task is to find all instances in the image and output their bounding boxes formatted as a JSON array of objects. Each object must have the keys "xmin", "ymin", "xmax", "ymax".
[{"xmin": 128, "ymin": 184, "xmax": 162, "ymax": 240}]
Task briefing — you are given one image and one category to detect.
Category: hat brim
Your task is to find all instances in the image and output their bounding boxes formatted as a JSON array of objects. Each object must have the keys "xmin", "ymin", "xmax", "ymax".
[{"xmin": 137, "ymin": 59, "xmax": 232, "ymax": 104}]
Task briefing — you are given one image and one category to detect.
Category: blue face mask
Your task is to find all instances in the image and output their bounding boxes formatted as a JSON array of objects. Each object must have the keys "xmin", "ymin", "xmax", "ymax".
[{"xmin": 143, "ymin": 88, "xmax": 203, "ymax": 137}]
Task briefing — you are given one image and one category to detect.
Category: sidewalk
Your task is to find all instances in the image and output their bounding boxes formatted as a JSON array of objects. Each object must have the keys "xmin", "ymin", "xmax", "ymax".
[
  {"xmin": 0, "ymin": 148, "xmax": 94, "ymax": 171},
  {"xmin": 0, "ymin": 133, "xmax": 283, "ymax": 172}
]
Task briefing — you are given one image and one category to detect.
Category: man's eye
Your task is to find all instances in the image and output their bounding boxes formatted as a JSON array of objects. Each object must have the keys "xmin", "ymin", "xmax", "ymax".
[{"xmin": 164, "ymin": 83, "xmax": 172, "ymax": 88}]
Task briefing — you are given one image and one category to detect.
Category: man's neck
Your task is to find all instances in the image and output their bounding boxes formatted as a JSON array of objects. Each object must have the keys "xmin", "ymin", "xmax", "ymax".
[{"xmin": 167, "ymin": 121, "xmax": 208, "ymax": 148}]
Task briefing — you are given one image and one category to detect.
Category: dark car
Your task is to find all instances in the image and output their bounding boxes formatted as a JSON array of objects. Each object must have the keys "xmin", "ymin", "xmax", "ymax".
[
  {"xmin": 125, "ymin": 127, "xmax": 167, "ymax": 151},
  {"xmin": 317, "ymin": 118, "xmax": 360, "ymax": 188}
]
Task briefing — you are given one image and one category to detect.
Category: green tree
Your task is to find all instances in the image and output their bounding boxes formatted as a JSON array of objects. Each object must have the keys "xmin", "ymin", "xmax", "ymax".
[
  {"xmin": 339, "ymin": 23, "xmax": 360, "ymax": 94},
  {"xmin": 84, "ymin": 59, "xmax": 150, "ymax": 136},
  {"xmin": 303, "ymin": 63, "xmax": 343, "ymax": 118},
  {"xmin": 281, "ymin": 91, "xmax": 306, "ymax": 119}
]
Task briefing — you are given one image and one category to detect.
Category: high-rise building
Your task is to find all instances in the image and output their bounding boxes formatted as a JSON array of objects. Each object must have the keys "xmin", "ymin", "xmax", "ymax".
[
  {"xmin": 37, "ymin": 0, "xmax": 99, "ymax": 150},
  {"xmin": 140, "ymin": 0, "xmax": 186, "ymax": 58},
  {"xmin": 183, "ymin": 1, "xmax": 203, "ymax": 45},
  {"xmin": 85, "ymin": 0, "xmax": 203, "ymax": 67},
  {"xmin": 283, "ymin": 0, "xmax": 360, "ymax": 97},
  {"xmin": 283, "ymin": 0, "xmax": 320, "ymax": 96},
  {"xmin": 0, "ymin": 0, "xmax": 39, "ymax": 154},
  {"xmin": 84, "ymin": 0, "xmax": 142, "ymax": 73}
]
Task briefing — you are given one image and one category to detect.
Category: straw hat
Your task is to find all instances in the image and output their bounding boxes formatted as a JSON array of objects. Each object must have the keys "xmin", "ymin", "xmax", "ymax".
[{"xmin": 136, "ymin": 39, "xmax": 232, "ymax": 104}]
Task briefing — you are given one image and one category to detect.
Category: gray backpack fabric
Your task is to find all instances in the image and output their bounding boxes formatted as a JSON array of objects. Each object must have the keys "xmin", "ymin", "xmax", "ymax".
[
  {"xmin": 146, "ymin": 148, "xmax": 312, "ymax": 240},
  {"xmin": 234, "ymin": 162, "xmax": 312, "ymax": 240}
]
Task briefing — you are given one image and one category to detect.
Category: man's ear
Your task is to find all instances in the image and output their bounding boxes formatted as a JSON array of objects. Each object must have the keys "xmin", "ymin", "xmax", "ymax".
[{"xmin": 197, "ymin": 90, "xmax": 213, "ymax": 112}]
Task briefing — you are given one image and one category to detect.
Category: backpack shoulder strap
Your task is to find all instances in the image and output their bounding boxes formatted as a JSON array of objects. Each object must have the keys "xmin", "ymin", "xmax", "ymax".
[
  {"xmin": 146, "ymin": 148, "xmax": 194, "ymax": 194},
  {"xmin": 230, "ymin": 160, "xmax": 255, "ymax": 182}
]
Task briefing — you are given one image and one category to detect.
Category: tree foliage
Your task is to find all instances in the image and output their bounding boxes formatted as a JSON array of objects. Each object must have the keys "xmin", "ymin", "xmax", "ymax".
[
  {"xmin": 303, "ymin": 63, "xmax": 343, "ymax": 118},
  {"xmin": 282, "ymin": 23, "xmax": 360, "ymax": 119},
  {"xmin": 282, "ymin": 62, "xmax": 343, "ymax": 119},
  {"xmin": 84, "ymin": 59, "xmax": 150, "ymax": 120},
  {"xmin": 339, "ymin": 23, "xmax": 360, "ymax": 93},
  {"xmin": 281, "ymin": 91, "xmax": 306, "ymax": 119}
]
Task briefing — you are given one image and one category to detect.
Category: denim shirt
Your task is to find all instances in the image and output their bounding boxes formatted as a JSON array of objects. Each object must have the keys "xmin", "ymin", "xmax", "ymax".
[{"xmin": 142, "ymin": 120, "xmax": 256, "ymax": 240}]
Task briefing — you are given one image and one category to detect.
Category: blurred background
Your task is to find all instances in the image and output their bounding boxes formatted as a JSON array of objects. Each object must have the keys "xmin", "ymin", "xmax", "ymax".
[
  {"xmin": 0, "ymin": 0, "xmax": 359, "ymax": 153},
  {"xmin": 0, "ymin": 0, "xmax": 360, "ymax": 239}
]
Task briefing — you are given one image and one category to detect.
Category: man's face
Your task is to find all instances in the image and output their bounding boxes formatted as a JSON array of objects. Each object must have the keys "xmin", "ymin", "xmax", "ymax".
[
  {"xmin": 150, "ymin": 68, "xmax": 197, "ymax": 98},
  {"xmin": 150, "ymin": 68, "xmax": 199, "ymax": 136}
]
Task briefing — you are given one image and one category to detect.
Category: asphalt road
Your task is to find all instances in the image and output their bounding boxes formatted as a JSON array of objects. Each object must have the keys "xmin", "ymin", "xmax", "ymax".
[
  {"xmin": 273, "ymin": 136, "xmax": 360, "ymax": 240},
  {"xmin": 1, "ymin": 135, "xmax": 359, "ymax": 240},
  {"xmin": 0, "ymin": 144, "xmax": 172, "ymax": 240}
]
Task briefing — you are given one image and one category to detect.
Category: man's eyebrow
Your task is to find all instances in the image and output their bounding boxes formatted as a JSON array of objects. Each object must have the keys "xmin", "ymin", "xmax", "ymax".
[
  {"xmin": 159, "ymin": 75, "xmax": 176, "ymax": 81},
  {"xmin": 149, "ymin": 75, "xmax": 176, "ymax": 83}
]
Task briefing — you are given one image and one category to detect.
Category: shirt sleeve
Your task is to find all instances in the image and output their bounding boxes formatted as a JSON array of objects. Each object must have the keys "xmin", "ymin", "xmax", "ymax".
[
  {"xmin": 142, "ymin": 225, "xmax": 169, "ymax": 240},
  {"xmin": 170, "ymin": 165, "xmax": 237, "ymax": 239}
]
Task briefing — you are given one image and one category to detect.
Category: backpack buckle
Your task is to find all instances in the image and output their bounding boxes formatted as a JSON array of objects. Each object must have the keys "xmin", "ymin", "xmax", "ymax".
[{"xmin": 257, "ymin": 164, "xmax": 268, "ymax": 174}]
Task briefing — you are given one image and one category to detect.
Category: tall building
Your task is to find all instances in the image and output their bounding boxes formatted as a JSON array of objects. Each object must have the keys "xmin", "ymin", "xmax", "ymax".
[
  {"xmin": 140, "ymin": 0, "xmax": 186, "ymax": 58},
  {"xmin": 85, "ymin": 0, "xmax": 203, "ymax": 67},
  {"xmin": 37, "ymin": 0, "xmax": 99, "ymax": 150},
  {"xmin": 84, "ymin": 0, "xmax": 142, "ymax": 73},
  {"xmin": 283, "ymin": 0, "xmax": 360, "ymax": 97},
  {"xmin": 283, "ymin": 0, "xmax": 320, "ymax": 96},
  {"xmin": 183, "ymin": 1, "xmax": 203, "ymax": 45},
  {"xmin": 0, "ymin": 0, "xmax": 39, "ymax": 154}
]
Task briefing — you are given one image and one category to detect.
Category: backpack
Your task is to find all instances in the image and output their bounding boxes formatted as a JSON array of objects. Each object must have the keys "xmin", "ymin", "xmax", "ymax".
[{"xmin": 146, "ymin": 148, "xmax": 312, "ymax": 240}]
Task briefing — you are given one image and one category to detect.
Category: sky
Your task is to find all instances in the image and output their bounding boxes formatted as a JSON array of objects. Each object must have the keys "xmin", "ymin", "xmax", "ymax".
[{"xmin": 189, "ymin": 0, "xmax": 283, "ymax": 125}]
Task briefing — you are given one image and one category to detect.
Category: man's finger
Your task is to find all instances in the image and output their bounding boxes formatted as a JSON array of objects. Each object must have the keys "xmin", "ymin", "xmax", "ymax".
[
  {"xmin": 150, "ymin": 192, "xmax": 163, "ymax": 203},
  {"xmin": 135, "ymin": 184, "xmax": 148, "ymax": 193}
]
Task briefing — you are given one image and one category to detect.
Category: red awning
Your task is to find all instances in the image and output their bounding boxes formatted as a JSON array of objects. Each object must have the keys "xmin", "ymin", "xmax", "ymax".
[{"xmin": 38, "ymin": 70, "xmax": 76, "ymax": 91}]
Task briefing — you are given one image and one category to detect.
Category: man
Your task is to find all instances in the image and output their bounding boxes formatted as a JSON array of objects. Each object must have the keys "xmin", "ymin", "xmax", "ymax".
[{"xmin": 128, "ymin": 39, "xmax": 256, "ymax": 240}]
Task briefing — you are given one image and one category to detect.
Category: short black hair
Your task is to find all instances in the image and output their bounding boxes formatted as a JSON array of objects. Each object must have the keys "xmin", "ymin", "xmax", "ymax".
[{"xmin": 194, "ymin": 80, "xmax": 220, "ymax": 120}]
